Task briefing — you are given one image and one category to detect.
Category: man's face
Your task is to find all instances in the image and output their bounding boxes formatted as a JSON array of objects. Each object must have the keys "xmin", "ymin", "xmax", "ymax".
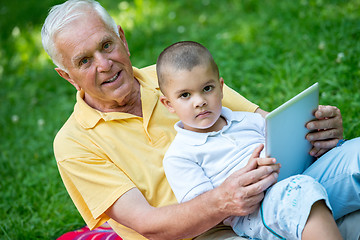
[
  {"xmin": 55, "ymin": 12, "xmax": 135, "ymax": 111},
  {"xmin": 160, "ymin": 64, "xmax": 224, "ymax": 133}
]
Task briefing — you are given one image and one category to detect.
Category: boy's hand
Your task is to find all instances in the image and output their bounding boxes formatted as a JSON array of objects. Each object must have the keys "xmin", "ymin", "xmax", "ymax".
[
  {"xmin": 218, "ymin": 144, "xmax": 280, "ymax": 216},
  {"xmin": 250, "ymin": 144, "xmax": 281, "ymax": 179}
]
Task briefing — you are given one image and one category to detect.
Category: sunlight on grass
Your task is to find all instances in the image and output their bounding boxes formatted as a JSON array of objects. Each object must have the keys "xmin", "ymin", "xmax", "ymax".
[{"xmin": 113, "ymin": 0, "xmax": 168, "ymax": 34}]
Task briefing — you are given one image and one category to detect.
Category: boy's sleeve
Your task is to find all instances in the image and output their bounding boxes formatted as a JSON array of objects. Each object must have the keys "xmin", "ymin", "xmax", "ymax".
[{"xmin": 163, "ymin": 154, "xmax": 214, "ymax": 203}]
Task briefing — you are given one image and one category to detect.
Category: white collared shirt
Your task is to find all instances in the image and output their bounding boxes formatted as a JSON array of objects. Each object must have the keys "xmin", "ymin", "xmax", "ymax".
[{"xmin": 163, "ymin": 107, "xmax": 266, "ymax": 203}]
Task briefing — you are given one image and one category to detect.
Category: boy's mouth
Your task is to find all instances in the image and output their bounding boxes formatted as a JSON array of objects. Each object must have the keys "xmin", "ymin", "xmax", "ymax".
[{"xmin": 196, "ymin": 111, "xmax": 211, "ymax": 118}]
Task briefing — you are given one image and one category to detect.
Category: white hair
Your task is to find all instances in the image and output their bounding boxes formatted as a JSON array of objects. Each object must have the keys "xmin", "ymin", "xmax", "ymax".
[{"xmin": 41, "ymin": 0, "xmax": 119, "ymax": 70}]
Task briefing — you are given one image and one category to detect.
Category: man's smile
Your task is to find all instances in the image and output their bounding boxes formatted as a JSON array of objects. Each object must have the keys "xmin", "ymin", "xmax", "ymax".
[{"xmin": 102, "ymin": 71, "xmax": 120, "ymax": 85}]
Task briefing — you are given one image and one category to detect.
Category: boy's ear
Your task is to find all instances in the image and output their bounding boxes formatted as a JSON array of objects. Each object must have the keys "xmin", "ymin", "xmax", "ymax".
[
  {"xmin": 160, "ymin": 96, "xmax": 175, "ymax": 113},
  {"xmin": 219, "ymin": 77, "xmax": 224, "ymax": 98},
  {"xmin": 55, "ymin": 68, "xmax": 81, "ymax": 91}
]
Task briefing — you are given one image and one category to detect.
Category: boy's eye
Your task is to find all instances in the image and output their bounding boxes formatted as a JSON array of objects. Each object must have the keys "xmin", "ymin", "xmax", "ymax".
[
  {"xmin": 203, "ymin": 85, "xmax": 214, "ymax": 92},
  {"xmin": 180, "ymin": 92, "xmax": 190, "ymax": 98}
]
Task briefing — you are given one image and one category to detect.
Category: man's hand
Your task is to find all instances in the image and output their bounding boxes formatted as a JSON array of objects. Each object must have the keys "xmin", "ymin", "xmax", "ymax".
[
  {"xmin": 105, "ymin": 145, "xmax": 279, "ymax": 239},
  {"xmin": 306, "ymin": 105, "xmax": 344, "ymax": 157},
  {"xmin": 217, "ymin": 144, "xmax": 280, "ymax": 217}
]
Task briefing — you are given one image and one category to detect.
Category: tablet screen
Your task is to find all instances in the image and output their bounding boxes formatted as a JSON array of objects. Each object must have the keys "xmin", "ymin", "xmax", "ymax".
[{"xmin": 265, "ymin": 83, "xmax": 318, "ymax": 181}]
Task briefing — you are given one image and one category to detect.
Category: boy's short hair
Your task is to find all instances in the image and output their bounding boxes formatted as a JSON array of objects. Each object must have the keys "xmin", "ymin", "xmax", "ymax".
[{"xmin": 156, "ymin": 41, "xmax": 219, "ymax": 93}]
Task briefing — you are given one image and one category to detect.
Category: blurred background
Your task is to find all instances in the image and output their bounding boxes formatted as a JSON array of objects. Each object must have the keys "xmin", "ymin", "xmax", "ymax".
[{"xmin": 1, "ymin": 0, "xmax": 359, "ymax": 238}]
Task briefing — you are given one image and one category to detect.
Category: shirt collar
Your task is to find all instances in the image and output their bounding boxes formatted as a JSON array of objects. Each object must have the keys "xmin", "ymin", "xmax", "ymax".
[
  {"xmin": 74, "ymin": 66, "xmax": 159, "ymax": 129},
  {"xmin": 174, "ymin": 107, "xmax": 245, "ymax": 146}
]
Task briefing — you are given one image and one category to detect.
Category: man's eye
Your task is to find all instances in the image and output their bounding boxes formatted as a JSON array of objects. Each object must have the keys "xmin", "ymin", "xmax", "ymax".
[
  {"xmin": 180, "ymin": 92, "xmax": 190, "ymax": 98},
  {"xmin": 204, "ymin": 85, "xmax": 213, "ymax": 92},
  {"xmin": 104, "ymin": 42, "xmax": 111, "ymax": 50},
  {"xmin": 80, "ymin": 58, "xmax": 89, "ymax": 65}
]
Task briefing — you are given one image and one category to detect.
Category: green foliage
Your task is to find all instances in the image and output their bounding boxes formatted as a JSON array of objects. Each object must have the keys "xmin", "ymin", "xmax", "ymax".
[{"xmin": 1, "ymin": 0, "xmax": 359, "ymax": 238}]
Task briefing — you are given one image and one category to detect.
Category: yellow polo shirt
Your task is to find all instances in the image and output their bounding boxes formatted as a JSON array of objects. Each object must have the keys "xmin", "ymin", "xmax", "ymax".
[{"xmin": 54, "ymin": 65, "xmax": 258, "ymax": 239}]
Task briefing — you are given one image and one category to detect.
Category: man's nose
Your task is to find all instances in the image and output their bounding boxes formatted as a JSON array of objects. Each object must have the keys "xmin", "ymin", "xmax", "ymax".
[{"xmin": 95, "ymin": 53, "xmax": 112, "ymax": 72}]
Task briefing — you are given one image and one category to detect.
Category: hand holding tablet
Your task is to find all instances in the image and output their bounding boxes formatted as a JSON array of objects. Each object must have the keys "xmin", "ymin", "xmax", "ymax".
[{"xmin": 265, "ymin": 83, "xmax": 319, "ymax": 181}]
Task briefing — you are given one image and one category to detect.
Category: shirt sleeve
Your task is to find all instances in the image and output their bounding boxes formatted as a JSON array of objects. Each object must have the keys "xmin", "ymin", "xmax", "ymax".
[
  {"xmin": 55, "ymin": 134, "xmax": 136, "ymax": 230},
  {"xmin": 222, "ymin": 83, "xmax": 259, "ymax": 112},
  {"xmin": 163, "ymin": 153, "xmax": 214, "ymax": 203}
]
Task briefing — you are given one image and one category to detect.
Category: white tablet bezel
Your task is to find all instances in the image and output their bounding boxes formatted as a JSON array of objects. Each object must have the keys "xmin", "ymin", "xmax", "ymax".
[{"xmin": 265, "ymin": 83, "xmax": 319, "ymax": 181}]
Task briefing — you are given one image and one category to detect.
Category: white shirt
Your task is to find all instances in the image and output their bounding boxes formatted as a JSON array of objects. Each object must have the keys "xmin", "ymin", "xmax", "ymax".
[{"xmin": 163, "ymin": 107, "xmax": 266, "ymax": 203}]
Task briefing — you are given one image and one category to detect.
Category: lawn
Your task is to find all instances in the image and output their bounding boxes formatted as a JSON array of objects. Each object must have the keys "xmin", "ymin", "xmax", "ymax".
[{"xmin": 1, "ymin": 0, "xmax": 359, "ymax": 239}]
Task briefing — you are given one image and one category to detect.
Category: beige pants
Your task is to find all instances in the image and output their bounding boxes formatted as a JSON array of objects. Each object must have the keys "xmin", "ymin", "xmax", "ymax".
[
  {"xmin": 194, "ymin": 224, "xmax": 247, "ymax": 240},
  {"xmin": 336, "ymin": 209, "xmax": 360, "ymax": 240}
]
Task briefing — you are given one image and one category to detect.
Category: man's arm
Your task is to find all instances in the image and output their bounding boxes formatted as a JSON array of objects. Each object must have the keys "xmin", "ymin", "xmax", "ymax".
[
  {"xmin": 254, "ymin": 107, "xmax": 268, "ymax": 118},
  {"xmin": 255, "ymin": 105, "xmax": 344, "ymax": 157},
  {"xmin": 105, "ymin": 156, "xmax": 279, "ymax": 240}
]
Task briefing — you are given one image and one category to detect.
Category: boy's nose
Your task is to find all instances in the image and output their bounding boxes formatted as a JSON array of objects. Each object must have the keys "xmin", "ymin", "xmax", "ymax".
[{"xmin": 194, "ymin": 96, "xmax": 207, "ymax": 108}]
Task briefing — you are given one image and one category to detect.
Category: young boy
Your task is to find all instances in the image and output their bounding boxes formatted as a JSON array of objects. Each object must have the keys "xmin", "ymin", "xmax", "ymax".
[{"xmin": 156, "ymin": 41, "xmax": 342, "ymax": 240}]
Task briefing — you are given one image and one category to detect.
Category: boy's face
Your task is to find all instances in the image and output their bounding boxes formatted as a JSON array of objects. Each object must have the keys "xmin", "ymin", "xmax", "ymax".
[{"xmin": 160, "ymin": 64, "xmax": 224, "ymax": 133}]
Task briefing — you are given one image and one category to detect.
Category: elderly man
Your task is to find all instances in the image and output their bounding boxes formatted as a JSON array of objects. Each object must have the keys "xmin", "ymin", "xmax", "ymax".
[{"xmin": 42, "ymin": 0, "xmax": 360, "ymax": 239}]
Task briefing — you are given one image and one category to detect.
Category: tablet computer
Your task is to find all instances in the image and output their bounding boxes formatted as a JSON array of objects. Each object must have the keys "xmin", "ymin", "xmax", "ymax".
[{"xmin": 265, "ymin": 83, "xmax": 319, "ymax": 181}]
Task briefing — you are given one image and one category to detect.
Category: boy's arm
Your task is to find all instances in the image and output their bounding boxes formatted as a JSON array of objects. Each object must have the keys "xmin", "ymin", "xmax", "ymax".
[{"xmin": 163, "ymin": 155, "xmax": 214, "ymax": 203}]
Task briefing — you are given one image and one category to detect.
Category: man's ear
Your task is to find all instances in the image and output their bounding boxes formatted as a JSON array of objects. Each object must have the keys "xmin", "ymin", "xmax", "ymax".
[
  {"xmin": 117, "ymin": 25, "xmax": 130, "ymax": 56},
  {"xmin": 160, "ymin": 95, "xmax": 175, "ymax": 113},
  {"xmin": 55, "ymin": 68, "xmax": 81, "ymax": 91}
]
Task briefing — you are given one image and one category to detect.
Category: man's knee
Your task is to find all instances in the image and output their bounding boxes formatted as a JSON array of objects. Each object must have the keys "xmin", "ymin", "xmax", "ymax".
[
  {"xmin": 340, "ymin": 138, "xmax": 360, "ymax": 172},
  {"xmin": 341, "ymin": 138, "xmax": 360, "ymax": 154}
]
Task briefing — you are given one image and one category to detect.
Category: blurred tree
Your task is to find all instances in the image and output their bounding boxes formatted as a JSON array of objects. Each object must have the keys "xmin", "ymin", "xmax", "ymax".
[{"xmin": 0, "ymin": 0, "xmax": 64, "ymax": 41}]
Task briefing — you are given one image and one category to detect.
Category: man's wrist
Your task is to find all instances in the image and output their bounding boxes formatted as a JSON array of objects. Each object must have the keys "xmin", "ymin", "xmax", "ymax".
[
  {"xmin": 204, "ymin": 186, "xmax": 230, "ymax": 219},
  {"xmin": 336, "ymin": 139, "xmax": 347, "ymax": 147}
]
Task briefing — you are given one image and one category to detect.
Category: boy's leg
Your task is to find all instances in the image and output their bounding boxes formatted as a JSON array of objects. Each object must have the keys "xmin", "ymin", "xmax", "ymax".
[
  {"xmin": 303, "ymin": 137, "xmax": 360, "ymax": 219},
  {"xmin": 302, "ymin": 200, "xmax": 342, "ymax": 240},
  {"xmin": 232, "ymin": 175, "xmax": 331, "ymax": 240}
]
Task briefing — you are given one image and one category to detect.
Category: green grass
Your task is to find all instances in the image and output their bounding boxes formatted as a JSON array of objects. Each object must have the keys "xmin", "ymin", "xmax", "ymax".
[{"xmin": 1, "ymin": 0, "xmax": 359, "ymax": 239}]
